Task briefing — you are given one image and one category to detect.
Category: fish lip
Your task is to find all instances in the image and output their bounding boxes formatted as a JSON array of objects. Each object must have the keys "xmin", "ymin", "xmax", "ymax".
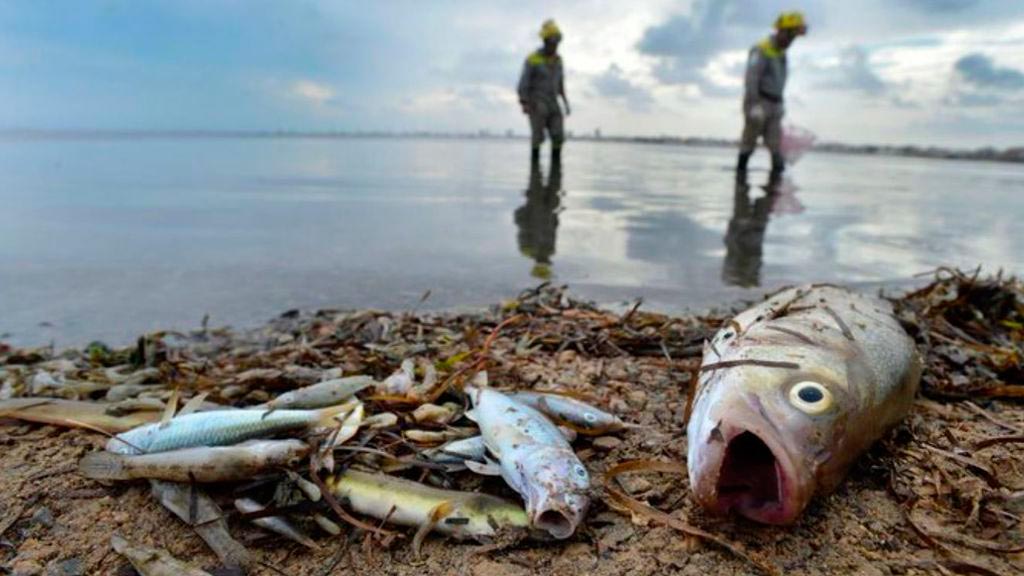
[
  {"xmin": 691, "ymin": 416, "xmax": 807, "ymax": 525},
  {"xmin": 529, "ymin": 495, "xmax": 588, "ymax": 540}
]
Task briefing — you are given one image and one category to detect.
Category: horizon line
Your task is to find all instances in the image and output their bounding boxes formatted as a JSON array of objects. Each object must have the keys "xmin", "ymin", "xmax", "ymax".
[{"xmin": 0, "ymin": 127, "xmax": 1020, "ymax": 159}]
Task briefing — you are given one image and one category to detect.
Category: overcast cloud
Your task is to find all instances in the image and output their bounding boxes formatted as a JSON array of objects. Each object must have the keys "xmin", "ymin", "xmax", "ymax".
[{"xmin": 0, "ymin": 1, "xmax": 1022, "ymax": 147}]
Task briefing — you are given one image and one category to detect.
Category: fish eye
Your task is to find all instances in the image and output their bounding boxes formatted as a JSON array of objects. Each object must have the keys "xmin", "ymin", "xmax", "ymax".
[
  {"xmin": 574, "ymin": 465, "xmax": 587, "ymax": 478},
  {"xmin": 583, "ymin": 413, "xmax": 597, "ymax": 423},
  {"xmin": 788, "ymin": 381, "xmax": 833, "ymax": 415}
]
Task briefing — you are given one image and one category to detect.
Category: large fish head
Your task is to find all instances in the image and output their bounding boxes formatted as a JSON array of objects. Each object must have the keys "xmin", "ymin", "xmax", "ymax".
[
  {"xmin": 519, "ymin": 447, "xmax": 590, "ymax": 539},
  {"xmin": 687, "ymin": 364, "xmax": 853, "ymax": 525}
]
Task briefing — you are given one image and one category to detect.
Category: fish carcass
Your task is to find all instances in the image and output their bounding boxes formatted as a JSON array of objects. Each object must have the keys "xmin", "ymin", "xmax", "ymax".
[
  {"xmin": 687, "ymin": 285, "xmax": 921, "ymax": 524},
  {"xmin": 106, "ymin": 399, "xmax": 359, "ymax": 454},
  {"xmin": 465, "ymin": 386, "xmax": 590, "ymax": 539}
]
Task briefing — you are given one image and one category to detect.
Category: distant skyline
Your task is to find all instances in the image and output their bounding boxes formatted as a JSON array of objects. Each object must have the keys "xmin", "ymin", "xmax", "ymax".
[{"xmin": 2, "ymin": 1, "xmax": 1023, "ymax": 147}]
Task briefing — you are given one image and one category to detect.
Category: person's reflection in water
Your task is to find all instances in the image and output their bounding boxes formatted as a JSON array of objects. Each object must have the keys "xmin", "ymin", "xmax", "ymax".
[
  {"xmin": 722, "ymin": 179, "xmax": 773, "ymax": 287},
  {"xmin": 514, "ymin": 161, "xmax": 563, "ymax": 280}
]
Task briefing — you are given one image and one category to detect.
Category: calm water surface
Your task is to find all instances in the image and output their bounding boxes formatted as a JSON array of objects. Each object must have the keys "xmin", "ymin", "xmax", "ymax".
[{"xmin": 1, "ymin": 137, "xmax": 1022, "ymax": 346}]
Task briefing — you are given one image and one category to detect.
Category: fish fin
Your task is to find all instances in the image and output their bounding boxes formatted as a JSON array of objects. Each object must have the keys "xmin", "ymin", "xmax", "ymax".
[
  {"xmin": 464, "ymin": 409, "xmax": 478, "ymax": 423},
  {"xmin": 314, "ymin": 399, "xmax": 358, "ymax": 428},
  {"xmin": 413, "ymin": 501, "xmax": 453, "ymax": 558},
  {"xmin": 160, "ymin": 388, "xmax": 180, "ymax": 429},
  {"xmin": 557, "ymin": 426, "xmax": 578, "ymax": 442},
  {"xmin": 464, "ymin": 459, "xmax": 502, "ymax": 476},
  {"xmin": 78, "ymin": 451, "xmax": 129, "ymax": 480},
  {"xmin": 177, "ymin": 392, "xmax": 209, "ymax": 417}
]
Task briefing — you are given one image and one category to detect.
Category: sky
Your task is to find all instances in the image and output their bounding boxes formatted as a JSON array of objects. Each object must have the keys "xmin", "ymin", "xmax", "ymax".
[{"xmin": 2, "ymin": 0, "xmax": 1023, "ymax": 147}]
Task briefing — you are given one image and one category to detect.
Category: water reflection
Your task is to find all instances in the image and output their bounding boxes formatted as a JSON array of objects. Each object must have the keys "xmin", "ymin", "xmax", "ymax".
[
  {"xmin": 514, "ymin": 161, "xmax": 563, "ymax": 279},
  {"xmin": 722, "ymin": 181, "xmax": 773, "ymax": 287}
]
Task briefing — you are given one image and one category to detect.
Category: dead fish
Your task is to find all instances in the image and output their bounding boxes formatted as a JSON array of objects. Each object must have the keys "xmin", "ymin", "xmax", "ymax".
[
  {"xmin": 79, "ymin": 439, "xmax": 309, "ymax": 482},
  {"xmin": 107, "ymin": 399, "xmax": 359, "ymax": 454},
  {"xmin": 257, "ymin": 375, "xmax": 375, "ymax": 411},
  {"xmin": 687, "ymin": 284, "xmax": 921, "ymax": 525},
  {"xmin": 234, "ymin": 498, "xmax": 319, "ymax": 549},
  {"xmin": 465, "ymin": 386, "xmax": 590, "ymax": 540},
  {"xmin": 326, "ymin": 469, "xmax": 529, "ymax": 549},
  {"xmin": 0, "ymin": 398, "xmax": 160, "ymax": 433},
  {"xmin": 111, "ymin": 534, "xmax": 212, "ymax": 576},
  {"xmin": 149, "ymin": 480, "xmax": 252, "ymax": 571},
  {"xmin": 509, "ymin": 391, "xmax": 629, "ymax": 435}
]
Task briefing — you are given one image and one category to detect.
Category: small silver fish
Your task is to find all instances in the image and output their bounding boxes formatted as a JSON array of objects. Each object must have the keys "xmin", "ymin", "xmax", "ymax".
[
  {"xmin": 465, "ymin": 386, "xmax": 589, "ymax": 539},
  {"xmin": 107, "ymin": 399, "xmax": 358, "ymax": 454},
  {"xmin": 510, "ymin": 391, "xmax": 629, "ymax": 435},
  {"xmin": 687, "ymin": 285, "xmax": 921, "ymax": 524},
  {"xmin": 258, "ymin": 376, "xmax": 375, "ymax": 410},
  {"xmin": 79, "ymin": 439, "xmax": 310, "ymax": 482}
]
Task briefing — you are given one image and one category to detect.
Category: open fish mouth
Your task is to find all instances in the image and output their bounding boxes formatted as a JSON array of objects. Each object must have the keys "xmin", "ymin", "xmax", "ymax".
[
  {"xmin": 529, "ymin": 491, "xmax": 588, "ymax": 539},
  {"xmin": 535, "ymin": 509, "xmax": 574, "ymax": 539},
  {"xmin": 699, "ymin": 426, "xmax": 803, "ymax": 525}
]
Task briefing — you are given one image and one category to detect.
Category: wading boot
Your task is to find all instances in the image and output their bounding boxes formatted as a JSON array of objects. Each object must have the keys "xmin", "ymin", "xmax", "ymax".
[
  {"xmin": 551, "ymin": 147, "xmax": 561, "ymax": 165},
  {"xmin": 531, "ymin": 147, "xmax": 541, "ymax": 165},
  {"xmin": 769, "ymin": 153, "xmax": 785, "ymax": 184},
  {"xmin": 736, "ymin": 151, "xmax": 752, "ymax": 181}
]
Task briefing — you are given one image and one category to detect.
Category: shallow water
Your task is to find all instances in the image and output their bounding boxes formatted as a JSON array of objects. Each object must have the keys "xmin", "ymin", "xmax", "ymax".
[{"xmin": 1, "ymin": 136, "xmax": 1022, "ymax": 346}]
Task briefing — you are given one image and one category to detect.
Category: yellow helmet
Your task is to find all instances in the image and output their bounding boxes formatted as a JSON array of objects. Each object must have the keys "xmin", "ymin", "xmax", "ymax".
[
  {"xmin": 540, "ymin": 19, "xmax": 562, "ymax": 41},
  {"xmin": 775, "ymin": 11, "xmax": 807, "ymax": 34}
]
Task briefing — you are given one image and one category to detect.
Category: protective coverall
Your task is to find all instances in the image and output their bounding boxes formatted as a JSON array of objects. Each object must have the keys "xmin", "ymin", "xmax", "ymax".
[
  {"xmin": 518, "ymin": 51, "xmax": 565, "ymax": 154},
  {"xmin": 739, "ymin": 36, "xmax": 788, "ymax": 173}
]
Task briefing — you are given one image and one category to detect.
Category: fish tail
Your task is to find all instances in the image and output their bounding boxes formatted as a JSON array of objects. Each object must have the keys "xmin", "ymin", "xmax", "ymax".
[
  {"xmin": 78, "ymin": 451, "xmax": 130, "ymax": 480},
  {"xmin": 315, "ymin": 400, "xmax": 356, "ymax": 428}
]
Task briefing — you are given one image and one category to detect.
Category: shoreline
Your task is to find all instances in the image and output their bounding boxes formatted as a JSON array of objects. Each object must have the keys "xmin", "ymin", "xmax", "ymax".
[{"xmin": 2, "ymin": 128, "xmax": 1021, "ymax": 165}]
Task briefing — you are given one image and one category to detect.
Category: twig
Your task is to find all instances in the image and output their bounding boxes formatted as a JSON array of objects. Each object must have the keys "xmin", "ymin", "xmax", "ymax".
[
  {"xmin": 700, "ymin": 359, "xmax": 800, "ymax": 372},
  {"xmin": 963, "ymin": 401, "xmax": 1024, "ymax": 434}
]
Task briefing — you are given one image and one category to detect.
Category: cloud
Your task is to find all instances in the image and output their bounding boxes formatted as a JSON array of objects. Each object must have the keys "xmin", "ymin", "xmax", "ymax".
[
  {"xmin": 815, "ymin": 46, "xmax": 887, "ymax": 95},
  {"xmin": 898, "ymin": 0, "xmax": 981, "ymax": 11},
  {"xmin": 290, "ymin": 80, "xmax": 335, "ymax": 106},
  {"xmin": 954, "ymin": 53, "xmax": 1024, "ymax": 90},
  {"xmin": 591, "ymin": 64, "xmax": 654, "ymax": 111},
  {"xmin": 636, "ymin": 0, "xmax": 757, "ymax": 84}
]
